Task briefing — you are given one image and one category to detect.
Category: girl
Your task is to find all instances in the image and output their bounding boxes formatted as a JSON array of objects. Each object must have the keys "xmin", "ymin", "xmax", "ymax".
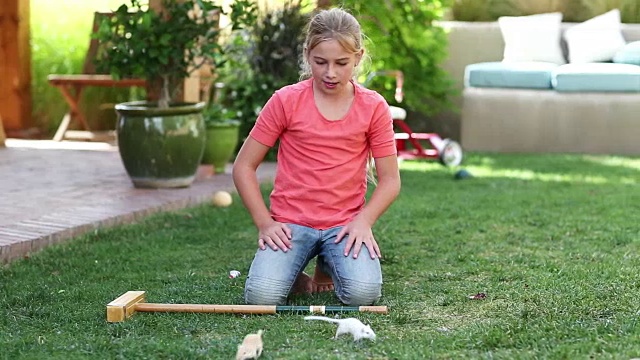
[{"xmin": 232, "ymin": 7, "xmax": 400, "ymax": 306}]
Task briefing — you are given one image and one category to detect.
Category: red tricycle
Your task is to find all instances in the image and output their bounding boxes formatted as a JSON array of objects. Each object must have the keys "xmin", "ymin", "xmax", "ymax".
[{"xmin": 364, "ymin": 70, "xmax": 463, "ymax": 167}]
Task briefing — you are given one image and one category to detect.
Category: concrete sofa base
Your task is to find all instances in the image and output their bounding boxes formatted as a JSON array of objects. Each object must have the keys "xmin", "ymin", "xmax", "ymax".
[{"xmin": 461, "ymin": 87, "xmax": 640, "ymax": 155}]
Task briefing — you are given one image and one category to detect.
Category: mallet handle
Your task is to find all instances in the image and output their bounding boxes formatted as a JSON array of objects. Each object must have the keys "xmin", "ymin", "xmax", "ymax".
[
  {"xmin": 135, "ymin": 303, "xmax": 277, "ymax": 314},
  {"xmin": 276, "ymin": 305, "xmax": 388, "ymax": 314},
  {"xmin": 134, "ymin": 303, "xmax": 388, "ymax": 314}
]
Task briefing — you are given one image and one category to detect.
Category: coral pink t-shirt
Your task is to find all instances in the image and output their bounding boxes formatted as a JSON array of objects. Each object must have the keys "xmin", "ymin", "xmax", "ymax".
[{"xmin": 249, "ymin": 78, "xmax": 396, "ymax": 230}]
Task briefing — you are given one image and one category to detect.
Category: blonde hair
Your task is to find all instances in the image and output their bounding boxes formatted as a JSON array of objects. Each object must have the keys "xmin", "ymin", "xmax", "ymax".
[{"xmin": 299, "ymin": 8, "xmax": 368, "ymax": 80}]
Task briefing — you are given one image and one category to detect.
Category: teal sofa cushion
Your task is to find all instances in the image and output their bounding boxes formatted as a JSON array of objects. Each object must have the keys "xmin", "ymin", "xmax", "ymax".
[
  {"xmin": 465, "ymin": 62, "xmax": 558, "ymax": 89},
  {"xmin": 613, "ymin": 41, "xmax": 640, "ymax": 65},
  {"xmin": 552, "ymin": 63, "xmax": 640, "ymax": 92}
]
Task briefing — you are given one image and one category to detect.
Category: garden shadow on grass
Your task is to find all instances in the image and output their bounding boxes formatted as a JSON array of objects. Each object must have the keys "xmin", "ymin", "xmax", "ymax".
[{"xmin": 456, "ymin": 152, "xmax": 639, "ymax": 184}]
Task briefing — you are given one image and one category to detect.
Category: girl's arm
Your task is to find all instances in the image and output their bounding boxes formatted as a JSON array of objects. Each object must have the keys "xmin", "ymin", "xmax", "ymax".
[
  {"xmin": 361, "ymin": 154, "xmax": 401, "ymax": 226},
  {"xmin": 232, "ymin": 137, "xmax": 292, "ymax": 251},
  {"xmin": 336, "ymin": 154, "xmax": 401, "ymax": 259}
]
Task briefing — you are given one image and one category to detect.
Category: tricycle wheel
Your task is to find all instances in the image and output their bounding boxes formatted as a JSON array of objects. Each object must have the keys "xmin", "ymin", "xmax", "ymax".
[{"xmin": 438, "ymin": 139, "xmax": 463, "ymax": 167}]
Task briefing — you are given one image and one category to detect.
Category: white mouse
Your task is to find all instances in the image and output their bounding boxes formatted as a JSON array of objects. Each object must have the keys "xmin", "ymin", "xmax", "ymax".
[
  {"xmin": 235, "ymin": 329, "xmax": 263, "ymax": 360},
  {"xmin": 304, "ymin": 316, "xmax": 376, "ymax": 341}
]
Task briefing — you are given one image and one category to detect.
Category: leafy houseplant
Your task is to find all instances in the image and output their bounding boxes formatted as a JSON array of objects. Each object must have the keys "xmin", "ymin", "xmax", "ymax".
[
  {"xmin": 95, "ymin": 0, "xmax": 251, "ymax": 107},
  {"xmin": 93, "ymin": 0, "xmax": 255, "ymax": 188}
]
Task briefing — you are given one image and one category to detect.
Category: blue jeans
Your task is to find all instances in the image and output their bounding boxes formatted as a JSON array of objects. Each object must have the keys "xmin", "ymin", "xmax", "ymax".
[{"xmin": 244, "ymin": 224, "xmax": 382, "ymax": 305}]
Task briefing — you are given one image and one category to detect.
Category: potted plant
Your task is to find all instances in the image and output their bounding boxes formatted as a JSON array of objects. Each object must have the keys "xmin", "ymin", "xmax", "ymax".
[
  {"xmin": 94, "ymin": 0, "xmax": 255, "ymax": 188},
  {"xmin": 200, "ymin": 84, "xmax": 241, "ymax": 174}
]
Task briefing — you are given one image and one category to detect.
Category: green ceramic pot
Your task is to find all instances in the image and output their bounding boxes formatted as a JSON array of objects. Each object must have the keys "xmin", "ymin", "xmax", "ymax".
[
  {"xmin": 115, "ymin": 101, "xmax": 206, "ymax": 188},
  {"xmin": 201, "ymin": 121, "xmax": 240, "ymax": 174}
]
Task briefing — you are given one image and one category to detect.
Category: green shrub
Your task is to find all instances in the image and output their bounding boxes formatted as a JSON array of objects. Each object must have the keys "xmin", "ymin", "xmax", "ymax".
[
  {"xmin": 448, "ymin": 0, "xmax": 640, "ymax": 23},
  {"xmin": 575, "ymin": 0, "xmax": 640, "ymax": 23},
  {"xmin": 622, "ymin": 0, "xmax": 640, "ymax": 23},
  {"xmin": 339, "ymin": 0, "xmax": 455, "ymax": 116},
  {"xmin": 451, "ymin": 0, "xmax": 492, "ymax": 21},
  {"xmin": 486, "ymin": 0, "xmax": 568, "ymax": 18},
  {"xmin": 216, "ymin": 0, "xmax": 311, "ymax": 159}
]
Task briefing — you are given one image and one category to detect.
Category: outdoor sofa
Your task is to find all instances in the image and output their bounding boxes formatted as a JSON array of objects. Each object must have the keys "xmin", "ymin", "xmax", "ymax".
[{"xmin": 445, "ymin": 10, "xmax": 640, "ymax": 155}]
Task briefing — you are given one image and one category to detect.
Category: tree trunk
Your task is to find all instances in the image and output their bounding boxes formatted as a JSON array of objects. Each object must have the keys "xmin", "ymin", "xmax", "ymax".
[
  {"xmin": 317, "ymin": 0, "xmax": 332, "ymax": 9},
  {"xmin": 0, "ymin": 0, "xmax": 33, "ymax": 134}
]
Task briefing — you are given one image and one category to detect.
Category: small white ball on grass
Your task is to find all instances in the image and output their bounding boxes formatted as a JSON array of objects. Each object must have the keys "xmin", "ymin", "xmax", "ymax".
[{"xmin": 212, "ymin": 191, "xmax": 233, "ymax": 207}]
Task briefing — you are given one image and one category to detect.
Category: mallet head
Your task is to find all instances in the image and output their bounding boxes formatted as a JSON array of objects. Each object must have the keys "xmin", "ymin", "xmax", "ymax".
[{"xmin": 106, "ymin": 291, "xmax": 146, "ymax": 322}]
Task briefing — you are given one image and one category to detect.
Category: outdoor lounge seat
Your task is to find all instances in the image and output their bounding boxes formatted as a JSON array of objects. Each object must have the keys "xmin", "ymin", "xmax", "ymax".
[{"xmin": 47, "ymin": 12, "xmax": 146, "ymax": 142}]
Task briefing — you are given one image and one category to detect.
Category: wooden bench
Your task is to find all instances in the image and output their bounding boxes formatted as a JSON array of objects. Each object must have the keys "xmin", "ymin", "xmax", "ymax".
[
  {"xmin": 48, "ymin": 75, "xmax": 145, "ymax": 141},
  {"xmin": 48, "ymin": 12, "xmax": 146, "ymax": 142}
]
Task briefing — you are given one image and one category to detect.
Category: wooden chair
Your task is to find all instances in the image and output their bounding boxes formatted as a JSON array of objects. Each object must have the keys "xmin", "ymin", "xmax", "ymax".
[{"xmin": 47, "ymin": 12, "xmax": 146, "ymax": 142}]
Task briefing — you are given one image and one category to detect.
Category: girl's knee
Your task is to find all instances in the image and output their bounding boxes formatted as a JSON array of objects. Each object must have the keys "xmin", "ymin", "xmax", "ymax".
[
  {"xmin": 335, "ymin": 279, "xmax": 381, "ymax": 306},
  {"xmin": 244, "ymin": 276, "xmax": 290, "ymax": 305}
]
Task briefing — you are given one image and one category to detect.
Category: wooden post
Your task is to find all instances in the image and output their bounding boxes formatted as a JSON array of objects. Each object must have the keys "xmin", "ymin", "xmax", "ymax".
[
  {"xmin": 0, "ymin": 0, "xmax": 32, "ymax": 135},
  {"xmin": 149, "ymin": 0, "xmax": 163, "ymax": 13},
  {"xmin": 0, "ymin": 115, "xmax": 6, "ymax": 146}
]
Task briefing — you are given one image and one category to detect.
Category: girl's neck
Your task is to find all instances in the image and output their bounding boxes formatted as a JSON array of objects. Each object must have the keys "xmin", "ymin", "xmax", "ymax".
[{"xmin": 312, "ymin": 80, "xmax": 356, "ymax": 121}]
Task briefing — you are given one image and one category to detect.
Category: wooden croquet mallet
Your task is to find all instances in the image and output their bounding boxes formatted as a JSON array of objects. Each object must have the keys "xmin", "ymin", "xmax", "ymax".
[{"xmin": 106, "ymin": 291, "xmax": 389, "ymax": 322}]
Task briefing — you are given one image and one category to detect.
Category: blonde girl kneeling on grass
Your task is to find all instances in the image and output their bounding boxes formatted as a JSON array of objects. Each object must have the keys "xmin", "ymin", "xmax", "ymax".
[{"xmin": 232, "ymin": 7, "xmax": 400, "ymax": 306}]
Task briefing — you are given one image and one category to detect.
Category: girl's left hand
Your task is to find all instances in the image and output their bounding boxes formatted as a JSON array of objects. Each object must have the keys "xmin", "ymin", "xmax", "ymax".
[{"xmin": 335, "ymin": 216, "xmax": 382, "ymax": 260}]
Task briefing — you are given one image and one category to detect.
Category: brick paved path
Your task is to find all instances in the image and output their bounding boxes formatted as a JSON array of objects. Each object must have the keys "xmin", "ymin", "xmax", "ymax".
[{"xmin": 0, "ymin": 140, "xmax": 276, "ymax": 264}]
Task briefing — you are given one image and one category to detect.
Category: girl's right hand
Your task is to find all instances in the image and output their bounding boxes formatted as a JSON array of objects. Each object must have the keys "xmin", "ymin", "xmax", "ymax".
[{"xmin": 257, "ymin": 220, "xmax": 292, "ymax": 252}]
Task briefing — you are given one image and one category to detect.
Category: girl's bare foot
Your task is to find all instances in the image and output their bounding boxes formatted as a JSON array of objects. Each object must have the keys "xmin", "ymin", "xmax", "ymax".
[
  {"xmin": 291, "ymin": 272, "xmax": 314, "ymax": 294},
  {"xmin": 311, "ymin": 263, "xmax": 334, "ymax": 293},
  {"xmin": 290, "ymin": 263, "xmax": 335, "ymax": 294}
]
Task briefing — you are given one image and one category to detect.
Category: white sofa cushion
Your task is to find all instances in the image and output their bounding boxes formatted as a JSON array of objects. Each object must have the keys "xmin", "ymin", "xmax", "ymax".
[
  {"xmin": 613, "ymin": 41, "xmax": 640, "ymax": 65},
  {"xmin": 498, "ymin": 12, "xmax": 566, "ymax": 65},
  {"xmin": 564, "ymin": 9, "xmax": 627, "ymax": 63}
]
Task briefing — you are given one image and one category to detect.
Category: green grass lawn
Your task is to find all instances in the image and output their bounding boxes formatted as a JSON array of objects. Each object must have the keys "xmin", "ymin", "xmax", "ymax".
[{"xmin": 2, "ymin": 153, "xmax": 640, "ymax": 359}]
